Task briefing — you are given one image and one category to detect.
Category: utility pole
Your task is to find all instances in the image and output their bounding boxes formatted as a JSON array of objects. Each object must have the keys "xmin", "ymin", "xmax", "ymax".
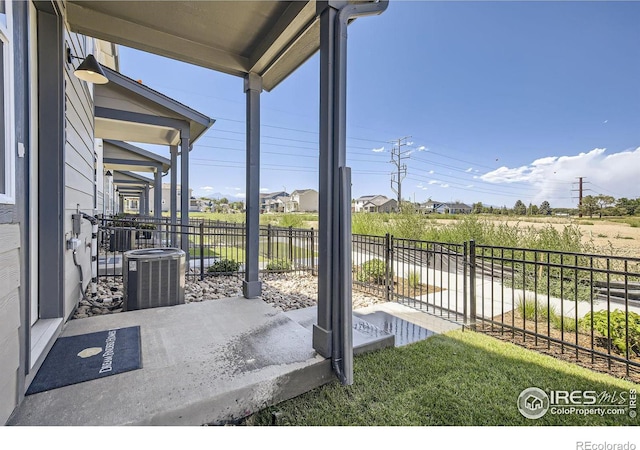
[
  {"xmin": 390, "ymin": 136, "xmax": 411, "ymax": 209},
  {"xmin": 572, "ymin": 177, "xmax": 588, "ymax": 217}
]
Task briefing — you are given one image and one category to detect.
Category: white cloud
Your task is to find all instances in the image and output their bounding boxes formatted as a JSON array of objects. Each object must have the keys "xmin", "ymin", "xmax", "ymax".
[
  {"xmin": 417, "ymin": 146, "xmax": 427, "ymax": 152},
  {"xmin": 428, "ymin": 170, "xmax": 435, "ymax": 174},
  {"xmin": 480, "ymin": 147, "xmax": 640, "ymax": 205},
  {"xmin": 428, "ymin": 180, "xmax": 438, "ymax": 185},
  {"xmin": 465, "ymin": 167, "xmax": 473, "ymax": 173},
  {"xmin": 441, "ymin": 184, "xmax": 450, "ymax": 188},
  {"xmin": 234, "ymin": 193, "xmax": 246, "ymax": 199},
  {"xmin": 260, "ymin": 188, "xmax": 269, "ymax": 192},
  {"xmin": 200, "ymin": 186, "xmax": 213, "ymax": 190},
  {"xmin": 372, "ymin": 146, "xmax": 385, "ymax": 153}
]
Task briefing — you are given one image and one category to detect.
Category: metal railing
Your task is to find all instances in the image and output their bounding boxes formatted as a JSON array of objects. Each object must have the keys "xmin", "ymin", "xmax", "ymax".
[{"xmin": 96, "ymin": 215, "xmax": 640, "ymax": 378}]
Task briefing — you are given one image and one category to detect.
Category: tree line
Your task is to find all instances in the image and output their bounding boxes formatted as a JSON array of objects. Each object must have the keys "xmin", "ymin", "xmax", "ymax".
[
  {"xmin": 471, "ymin": 200, "xmax": 552, "ymax": 216},
  {"xmin": 471, "ymin": 196, "xmax": 640, "ymax": 218},
  {"xmin": 579, "ymin": 195, "xmax": 640, "ymax": 218}
]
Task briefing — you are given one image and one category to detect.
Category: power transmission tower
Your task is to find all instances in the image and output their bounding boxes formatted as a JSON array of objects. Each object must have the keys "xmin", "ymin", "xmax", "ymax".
[{"xmin": 389, "ymin": 136, "xmax": 411, "ymax": 208}]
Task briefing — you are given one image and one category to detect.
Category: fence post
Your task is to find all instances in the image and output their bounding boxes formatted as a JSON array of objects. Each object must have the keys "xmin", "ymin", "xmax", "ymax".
[
  {"xmin": 288, "ymin": 225, "xmax": 293, "ymax": 262},
  {"xmin": 310, "ymin": 228, "xmax": 315, "ymax": 275},
  {"xmin": 468, "ymin": 239, "xmax": 477, "ymax": 331},
  {"xmin": 385, "ymin": 233, "xmax": 390, "ymax": 302},
  {"xmin": 199, "ymin": 222, "xmax": 205, "ymax": 281},
  {"xmin": 463, "ymin": 241, "xmax": 468, "ymax": 324},
  {"xmin": 267, "ymin": 224, "xmax": 272, "ymax": 260}
]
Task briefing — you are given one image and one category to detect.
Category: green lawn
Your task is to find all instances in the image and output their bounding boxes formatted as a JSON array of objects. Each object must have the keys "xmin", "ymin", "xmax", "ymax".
[{"xmin": 247, "ymin": 330, "xmax": 639, "ymax": 426}]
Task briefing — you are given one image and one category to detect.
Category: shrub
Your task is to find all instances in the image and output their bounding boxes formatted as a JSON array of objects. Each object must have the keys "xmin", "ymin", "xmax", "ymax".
[
  {"xmin": 266, "ymin": 259, "xmax": 292, "ymax": 271},
  {"xmin": 515, "ymin": 296, "xmax": 556, "ymax": 321},
  {"xmin": 357, "ymin": 259, "xmax": 388, "ymax": 285},
  {"xmin": 408, "ymin": 271, "xmax": 421, "ymax": 289},
  {"xmin": 278, "ymin": 214, "xmax": 304, "ymax": 229},
  {"xmin": 580, "ymin": 310, "xmax": 640, "ymax": 356},
  {"xmin": 207, "ymin": 259, "xmax": 240, "ymax": 273}
]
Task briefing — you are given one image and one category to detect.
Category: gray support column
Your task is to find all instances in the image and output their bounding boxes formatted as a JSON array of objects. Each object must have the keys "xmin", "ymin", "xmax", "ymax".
[
  {"xmin": 144, "ymin": 184, "xmax": 150, "ymax": 216},
  {"xmin": 314, "ymin": 0, "xmax": 388, "ymax": 385},
  {"xmin": 170, "ymin": 145, "xmax": 178, "ymax": 246},
  {"xmin": 154, "ymin": 168, "xmax": 162, "ymax": 219},
  {"xmin": 138, "ymin": 193, "xmax": 144, "ymax": 216},
  {"xmin": 180, "ymin": 132, "xmax": 190, "ymax": 255},
  {"xmin": 243, "ymin": 73, "xmax": 262, "ymax": 298},
  {"xmin": 118, "ymin": 194, "xmax": 124, "ymax": 214},
  {"xmin": 314, "ymin": 3, "xmax": 338, "ymax": 359}
]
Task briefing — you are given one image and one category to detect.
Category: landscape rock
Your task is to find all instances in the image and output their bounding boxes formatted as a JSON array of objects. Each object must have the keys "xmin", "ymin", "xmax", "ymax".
[{"xmin": 72, "ymin": 272, "xmax": 385, "ymax": 319}]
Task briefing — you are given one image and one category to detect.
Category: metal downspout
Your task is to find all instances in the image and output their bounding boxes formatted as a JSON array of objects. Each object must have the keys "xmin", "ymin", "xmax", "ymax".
[{"xmin": 331, "ymin": 0, "xmax": 389, "ymax": 385}]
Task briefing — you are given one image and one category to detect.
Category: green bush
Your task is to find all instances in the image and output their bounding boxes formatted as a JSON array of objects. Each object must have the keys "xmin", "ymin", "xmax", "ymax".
[
  {"xmin": 408, "ymin": 271, "xmax": 421, "ymax": 289},
  {"xmin": 207, "ymin": 259, "xmax": 240, "ymax": 273},
  {"xmin": 580, "ymin": 310, "xmax": 640, "ymax": 356},
  {"xmin": 357, "ymin": 259, "xmax": 388, "ymax": 285},
  {"xmin": 266, "ymin": 259, "xmax": 292, "ymax": 271},
  {"xmin": 278, "ymin": 214, "xmax": 304, "ymax": 229}
]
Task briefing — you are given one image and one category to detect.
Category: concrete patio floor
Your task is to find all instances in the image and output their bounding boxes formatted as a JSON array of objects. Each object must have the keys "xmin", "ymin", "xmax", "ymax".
[{"xmin": 9, "ymin": 297, "xmax": 337, "ymax": 426}]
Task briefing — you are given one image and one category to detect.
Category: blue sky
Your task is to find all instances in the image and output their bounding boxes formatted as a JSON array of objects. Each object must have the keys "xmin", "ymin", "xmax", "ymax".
[{"xmin": 118, "ymin": 1, "xmax": 640, "ymax": 209}]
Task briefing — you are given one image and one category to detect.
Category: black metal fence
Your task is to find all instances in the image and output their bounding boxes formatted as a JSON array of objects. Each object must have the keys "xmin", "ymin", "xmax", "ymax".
[
  {"xmin": 96, "ymin": 215, "xmax": 640, "ymax": 378},
  {"xmin": 96, "ymin": 216, "xmax": 317, "ymax": 282}
]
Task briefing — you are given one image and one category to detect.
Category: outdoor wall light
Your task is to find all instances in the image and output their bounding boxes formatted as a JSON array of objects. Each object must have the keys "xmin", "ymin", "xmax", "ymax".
[{"xmin": 66, "ymin": 48, "xmax": 109, "ymax": 84}]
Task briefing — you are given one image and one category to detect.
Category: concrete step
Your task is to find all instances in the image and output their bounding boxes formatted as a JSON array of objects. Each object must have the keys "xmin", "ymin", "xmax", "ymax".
[{"xmin": 285, "ymin": 306, "xmax": 395, "ymax": 355}]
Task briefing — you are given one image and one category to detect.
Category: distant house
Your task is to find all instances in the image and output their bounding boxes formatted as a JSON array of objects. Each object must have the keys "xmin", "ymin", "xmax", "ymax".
[
  {"xmin": 421, "ymin": 200, "xmax": 472, "ymax": 214},
  {"xmin": 260, "ymin": 191, "xmax": 289, "ymax": 213},
  {"xmin": 148, "ymin": 183, "xmax": 194, "ymax": 213},
  {"xmin": 285, "ymin": 189, "xmax": 318, "ymax": 213},
  {"xmin": 354, "ymin": 195, "xmax": 398, "ymax": 213}
]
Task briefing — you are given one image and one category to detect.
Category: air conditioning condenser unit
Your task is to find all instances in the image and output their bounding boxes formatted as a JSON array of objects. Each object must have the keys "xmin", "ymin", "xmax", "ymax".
[{"xmin": 123, "ymin": 248, "xmax": 186, "ymax": 311}]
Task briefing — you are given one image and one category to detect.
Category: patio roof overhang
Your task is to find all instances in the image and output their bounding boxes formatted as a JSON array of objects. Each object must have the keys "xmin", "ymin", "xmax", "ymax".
[
  {"xmin": 67, "ymin": 0, "xmax": 320, "ymax": 92},
  {"xmin": 113, "ymin": 170, "xmax": 154, "ymax": 188},
  {"xmin": 95, "ymin": 66, "xmax": 215, "ymax": 146},
  {"xmin": 103, "ymin": 140, "xmax": 170, "ymax": 174}
]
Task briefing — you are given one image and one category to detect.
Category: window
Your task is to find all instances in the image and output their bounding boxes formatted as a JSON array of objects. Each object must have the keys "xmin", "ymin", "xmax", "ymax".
[{"xmin": 0, "ymin": 0, "xmax": 14, "ymax": 203}]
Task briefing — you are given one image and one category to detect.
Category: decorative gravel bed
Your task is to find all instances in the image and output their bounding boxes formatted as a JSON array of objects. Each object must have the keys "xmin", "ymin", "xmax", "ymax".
[{"xmin": 72, "ymin": 272, "xmax": 385, "ymax": 319}]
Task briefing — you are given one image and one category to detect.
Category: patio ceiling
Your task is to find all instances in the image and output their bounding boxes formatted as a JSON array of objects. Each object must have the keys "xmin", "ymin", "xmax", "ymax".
[
  {"xmin": 95, "ymin": 67, "xmax": 215, "ymax": 146},
  {"xmin": 66, "ymin": 0, "xmax": 319, "ymax": 91}
]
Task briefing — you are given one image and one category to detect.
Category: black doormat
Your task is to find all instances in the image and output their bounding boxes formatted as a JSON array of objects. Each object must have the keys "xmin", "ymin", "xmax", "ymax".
[{"xmin": 26, "ymin": 326, "xmax": 142, "ymax": 395}]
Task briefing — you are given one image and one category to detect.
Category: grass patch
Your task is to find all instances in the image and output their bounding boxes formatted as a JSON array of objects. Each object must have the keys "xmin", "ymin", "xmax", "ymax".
[
  {"xmin": 247, "ymin": 330, "xmax": 639, "ymax": 426},
  {"xmin": 189, "ymin": 246, "xmax": 261, "ymax": 263}
]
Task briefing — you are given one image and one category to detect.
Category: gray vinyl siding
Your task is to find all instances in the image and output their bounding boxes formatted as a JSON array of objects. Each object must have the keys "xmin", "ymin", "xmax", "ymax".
[
  {"xmin": 63, "ymin": 30, "xmax": 95, "ymax": 317},
  {"xmin": 0, "ymin": 223, "xmax": 20, "ymax": 423}
]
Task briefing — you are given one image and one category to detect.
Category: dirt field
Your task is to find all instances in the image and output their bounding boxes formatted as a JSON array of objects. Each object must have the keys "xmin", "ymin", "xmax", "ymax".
[{"xmin": 504, "ymin": 218, "xmax": 640, "ymax": 257}]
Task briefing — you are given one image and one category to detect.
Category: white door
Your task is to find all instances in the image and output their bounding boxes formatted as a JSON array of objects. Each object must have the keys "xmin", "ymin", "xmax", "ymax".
[{"xmin": 28, "ymin": 1, "xmax": 38, "ymax": 325}]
